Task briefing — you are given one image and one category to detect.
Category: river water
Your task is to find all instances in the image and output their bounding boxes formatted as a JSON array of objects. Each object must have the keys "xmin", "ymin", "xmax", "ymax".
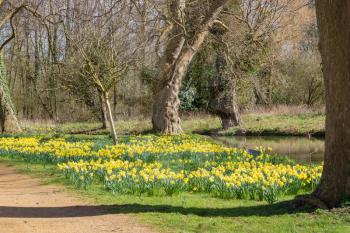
[{"xmin": 213, "ymin": 136, "xmax": 324, "ymax": 164}]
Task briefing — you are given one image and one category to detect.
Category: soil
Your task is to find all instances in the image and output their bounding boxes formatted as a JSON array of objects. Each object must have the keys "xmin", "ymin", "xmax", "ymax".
[{"xmin": 0, "ymin": 164, "xmax": 156, "ymax": 233}]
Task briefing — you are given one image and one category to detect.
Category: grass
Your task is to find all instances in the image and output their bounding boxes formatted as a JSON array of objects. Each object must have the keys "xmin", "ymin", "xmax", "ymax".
[
  {"xmin": 1, "ymin": 157, "xmax": 349, "ymax": 233},
  {"xmin": 20, "ymin": 113, "xmax": 325, "ymax": 138},
  {"xmin": 216, "ymin": 113, "xmax": 325, "ymax": 137}
]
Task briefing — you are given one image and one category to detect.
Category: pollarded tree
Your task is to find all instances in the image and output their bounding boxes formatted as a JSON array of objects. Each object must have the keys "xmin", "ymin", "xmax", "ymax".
[
  {"xmin": 309, "ymin": 0, "xmax": 350, "ymax": 208},
  {"xmin": 152, "ymin": 0, "xmax": 229, "ymax": 134},
  {"xmin": 209, "ymin": 17, "xmax": 240, "ymax": 129},
  {"xmin": 69, "ymin": 38, "xmax": 131, "ymax": 145},
  {"xmin": 62, "ymin": 1, "xmax": 138, "ymax": 144},
  {"xmin": 209, "ymin": 54, "xmax": 240, "ymax": 129}
]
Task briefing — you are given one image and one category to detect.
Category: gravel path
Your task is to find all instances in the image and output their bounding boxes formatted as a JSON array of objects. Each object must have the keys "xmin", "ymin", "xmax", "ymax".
[{"xmin": 0, "ymin": 164, "xmax": 155, "ymax": 233}]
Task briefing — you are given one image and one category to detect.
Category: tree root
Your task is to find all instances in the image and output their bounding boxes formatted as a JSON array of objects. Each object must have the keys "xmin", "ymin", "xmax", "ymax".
[{"xmin": 292, "ymin": 194, "xmax": 329, "ymax": 210}]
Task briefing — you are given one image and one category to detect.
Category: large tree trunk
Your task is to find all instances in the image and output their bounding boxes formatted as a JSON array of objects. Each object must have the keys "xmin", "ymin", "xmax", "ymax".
[
  {"xmin": 152, "ymin": 47, "xmax": 191, "ymax": 134},
  {"xmin": 152, "ymin": 0, "xmax": 228, "ymax": 134},
  {"xmin": 0, "ymin": 55, "xmax": 21, "ymax": 133},
  {"xmin": 209, "ymin": 22, "xmax": 240, "ymax": 129},
  {"xmin": 312, "ymin": 0, "xmax": 350, "ymax": 208},
  {"xmin": 210, "ymin": 54, "xmax": 240, "ymax": 129}
]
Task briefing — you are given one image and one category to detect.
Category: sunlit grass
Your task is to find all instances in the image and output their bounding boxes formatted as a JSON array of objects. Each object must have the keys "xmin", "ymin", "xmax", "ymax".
[
  {"xmin": 19, "ymin": 113, "xmax": 325, "ymax": 137},
  {"xmin": 1, "ymin": 158, "xmax": 348, "ymax": 233}
]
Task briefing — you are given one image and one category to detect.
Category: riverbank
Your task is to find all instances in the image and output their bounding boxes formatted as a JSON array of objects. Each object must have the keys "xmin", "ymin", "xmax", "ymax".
[{"xmin": 198, "ymin": 113, "xmax": 325, "ymax": 137}]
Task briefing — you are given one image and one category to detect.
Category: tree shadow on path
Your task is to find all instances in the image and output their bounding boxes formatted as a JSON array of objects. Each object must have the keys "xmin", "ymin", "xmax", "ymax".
[{"xmin": 0, "ymin": 200, "xmax": 314, "ymax": 218}]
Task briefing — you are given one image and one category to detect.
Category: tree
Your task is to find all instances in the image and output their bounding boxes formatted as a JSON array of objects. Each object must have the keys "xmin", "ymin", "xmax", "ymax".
[
  {"xmin": 152, "ymin": 0, "xmax": 229, "ymax": 134},
  {"xmin": 309, "ymin": 0, "xmax": 350, "ymax": 208},
  {"xmin": 209, "ymin": 21, "xmax": 240, "ymax": 129},
  {"xmin": 61, "ymin": 1, "xmax": 138, "ymax": 144},
  {"xmin": 66, "ymin": 38, "xmax": 131, "ymax": 145}
]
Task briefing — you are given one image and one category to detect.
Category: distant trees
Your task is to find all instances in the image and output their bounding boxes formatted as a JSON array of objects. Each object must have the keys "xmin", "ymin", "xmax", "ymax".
[
  {"xmin": 0, "ymin": 0, "xmax": 323, "ymax": 135},
  {"xmin": 60, "ymin": 1, "xmax": 142, "ymax": 144},
  {"xmin": 175, "ymin": 0, "xmax": 318, "ymax": 128},
  {"xmin": 0, "ymin": 1, "xmax": 23, "ymax": 133},
  {"xmin": 0, "ymin": 0, "xmax": 42, "ymax": 133},
  {"xmin": 4, "ymin": 0, "xmax": 165, "ymax": 120},
  {"xmin": 0, "ymin": 0, "xmax": 65, "ymax": 131},
  {"xmin": 273, "ymin": 55, "xmax": 323, "ymax": 106}
]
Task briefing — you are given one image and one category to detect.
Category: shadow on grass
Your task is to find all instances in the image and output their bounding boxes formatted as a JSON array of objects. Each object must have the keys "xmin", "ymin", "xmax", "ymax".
[
  {"xmin": 0, "ymin": 200, "xmax": 313, "ymax": 218},
  {"xmin": 192, "ymin": 128, "xmax": 222, "ymax": 136}
]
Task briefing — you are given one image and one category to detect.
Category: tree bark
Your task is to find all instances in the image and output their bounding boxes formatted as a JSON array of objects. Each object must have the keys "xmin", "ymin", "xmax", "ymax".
[
  {"xmin": 210, "ymin": 54, "xmax": 240, "ymax": 129},
  {"xmin": 152, "ymin": 0, "xmax": 228, "ymax": 134},
  {"xmin": 102, "ymin": 91, "xmax": 117, "ymax": 145},
  {"xmin": 0, "ymin": 85, "xmax": 21, "ymax": 133},
  {"xmin": 99, "ymin": 91, "xmax": 109, "ymax": 129},
  {"xmin": 0, "ymin": 55, "xmax": 21, "ymax": 133},
  {"xmin": 312, "ymin": 0, "xmax": 350, "ymax": 208}
]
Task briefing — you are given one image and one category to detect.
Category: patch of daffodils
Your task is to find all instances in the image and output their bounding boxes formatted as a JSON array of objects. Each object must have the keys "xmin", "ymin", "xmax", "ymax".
[{"xmin": 0, "ymin": 135, "xmax": 322, "ymax": 203}]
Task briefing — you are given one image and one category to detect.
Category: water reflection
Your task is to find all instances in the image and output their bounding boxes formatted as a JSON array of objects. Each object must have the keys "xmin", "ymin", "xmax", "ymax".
[{"xmin": 214, "ymin": 136, "xmax": 324, "ymax": 164}]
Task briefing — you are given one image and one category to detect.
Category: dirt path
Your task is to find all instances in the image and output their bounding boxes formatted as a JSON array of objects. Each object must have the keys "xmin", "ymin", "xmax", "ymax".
[{"xmin": 0, "ymin": 164, "xmax": 156, "ymax": 233}]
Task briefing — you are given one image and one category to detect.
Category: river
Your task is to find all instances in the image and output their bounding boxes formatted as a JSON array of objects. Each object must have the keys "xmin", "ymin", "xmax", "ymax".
[{"xmin": 213, "ymin": 136, "xmax": 324, "ymax": 164}]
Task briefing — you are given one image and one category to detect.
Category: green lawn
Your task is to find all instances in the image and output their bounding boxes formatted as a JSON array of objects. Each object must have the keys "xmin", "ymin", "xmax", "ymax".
[
  {"xmin": 2, "ymin": 159, "xmax": 348, "ymax": 233},
  {"xmin": 21, "ymin": 113, "xmax": 325, "ymax": 137},
  {"xmin": 216, "ymin": 114, "xmax": 325, "ymax": 137}
]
